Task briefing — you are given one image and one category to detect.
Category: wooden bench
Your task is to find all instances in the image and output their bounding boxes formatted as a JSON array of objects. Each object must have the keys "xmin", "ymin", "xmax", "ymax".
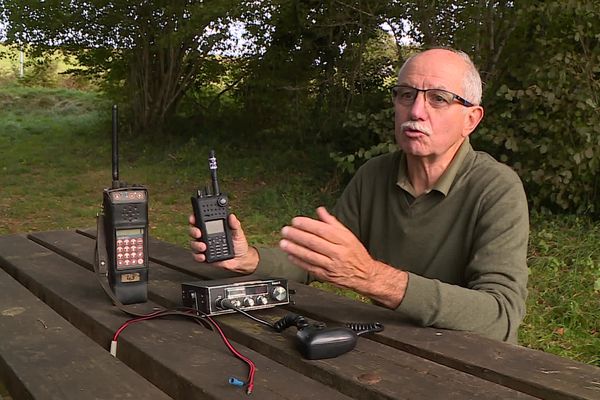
[{"xmin": 0, "ymin": 230, "xmax": 597, "ymax": 399}]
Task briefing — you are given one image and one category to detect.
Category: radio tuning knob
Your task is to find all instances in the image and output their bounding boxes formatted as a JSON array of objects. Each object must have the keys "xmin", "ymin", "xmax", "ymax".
[
  {"xmin": 271, "ymin": 286, "xmax": 287, "ymax": 302},
  {"xmin": 243, "ymin": 297, "xmax": 255, "ymax": 307},
  {"xmin": 256, "ymin": 295, "xmax": 269, "ymax": 306}
]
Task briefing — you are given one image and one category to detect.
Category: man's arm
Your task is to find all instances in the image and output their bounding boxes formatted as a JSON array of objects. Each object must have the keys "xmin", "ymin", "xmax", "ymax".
[
  {"xmin": 279, "ymin": 207, "xmax": 409, "ymax": 307},
  {"xmin": 393, "ymin": 181, "xmax": 529, "ymax": 342}
]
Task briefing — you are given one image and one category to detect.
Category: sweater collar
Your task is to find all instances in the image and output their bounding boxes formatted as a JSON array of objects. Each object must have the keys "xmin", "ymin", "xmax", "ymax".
[{"xmin": 397, "ymin": 138, "xmax": 473, "ymax": 197}]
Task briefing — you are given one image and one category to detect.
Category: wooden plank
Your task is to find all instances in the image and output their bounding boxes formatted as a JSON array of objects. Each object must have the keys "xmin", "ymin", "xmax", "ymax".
[
  {"xmin": 0, "ymin": 266, "xmax": 170, "ymax": 400},
  {"xmin": 31, "ymin": 230, "xmax": 540, "ymax": 400},
  {"xmin": 0, "ymin": 234, "xmax": 352, "ymax": 400},
  {"xmin": 135, "ymin": 230, "xmax": 600, "ymax": 400}
]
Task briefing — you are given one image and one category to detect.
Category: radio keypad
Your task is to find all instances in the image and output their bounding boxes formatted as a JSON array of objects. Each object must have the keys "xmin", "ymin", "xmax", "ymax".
[
  {"xmin": 207, "ymin": 235, "xmax": 230, "ymax": 259},
  {"xmin": 116, "ymin": 236, "xmax": 145, "ymax": 269}
]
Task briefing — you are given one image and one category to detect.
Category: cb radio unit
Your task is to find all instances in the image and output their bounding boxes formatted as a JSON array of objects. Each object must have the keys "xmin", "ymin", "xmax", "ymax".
[
  {"xmin": 182, "ymin": 276, "xmax": 290, "ymax": 316},
  {"xmin": 96, "ymin": 105, "xmax": 149, "ymax": 305}
]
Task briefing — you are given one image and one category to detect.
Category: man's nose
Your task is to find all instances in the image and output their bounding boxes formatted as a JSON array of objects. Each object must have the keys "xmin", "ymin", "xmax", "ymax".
[{"xmin": 409, "ymin": 91, "xmax": 428, "ymax": 120}]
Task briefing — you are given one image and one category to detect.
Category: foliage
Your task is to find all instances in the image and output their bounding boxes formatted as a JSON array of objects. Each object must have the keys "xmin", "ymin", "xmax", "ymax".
[
  {"xmin": 227, "ymin": 1, "xmax": 398, "ymax": 146},
  {"xmin": 0, "ymin": 0, "xmax": 248, "ymax": 136},
  {"xmin": 329, "ymin": 107, "xmax": 396, "ymax": 174},
  {"xmin": 2, "ymin": 0, "xmax": 599, "ymax": 213},
  {"xmin": 329, "ymin": 0, "xmax": 600, "ymax": 215},
  {"xmin": 477, "ymin": 1, "xmax": 600, "ymax": 214}
]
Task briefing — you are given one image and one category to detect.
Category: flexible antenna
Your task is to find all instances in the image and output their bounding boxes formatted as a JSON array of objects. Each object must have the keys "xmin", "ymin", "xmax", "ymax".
[
  {"xmin": 112, "ymin": 105, "xmax": 119, "ymax": 188},
  {"xmin": 209, "ymin": 150, "xmax": 220, "ymax": 196}
]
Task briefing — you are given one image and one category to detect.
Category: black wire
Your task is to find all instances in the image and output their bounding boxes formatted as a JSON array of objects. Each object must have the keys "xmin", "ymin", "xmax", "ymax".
[
  {"xmin": 219, "ymin": 299, "xmax": 275, "ymax": 329},
  {"xmin": 234, "ymin": 308, "xmax": 276, "ymax": 328}
]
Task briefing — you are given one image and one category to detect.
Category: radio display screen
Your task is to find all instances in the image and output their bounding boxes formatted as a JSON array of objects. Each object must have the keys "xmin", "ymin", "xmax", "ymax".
[
  {"xmin": 246, "ymin": 285, "xmax": 268, "ymax": 295},
  {"xmin": 205, "ymin": 219, "xmax": 225, "ymax": 235}
]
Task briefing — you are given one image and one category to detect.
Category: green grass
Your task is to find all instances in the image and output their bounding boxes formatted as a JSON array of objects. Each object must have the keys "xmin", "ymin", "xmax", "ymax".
[
  {"xmin": 0, "ymin": 85, "xmax": 598, "ymax": 368},
  {"xmin": 0, "ymin": 84, "xmax": 338, "ymax": 244},
  {"xmin": 519, "ymin": 213, "xmax": 600, "ymax": 364}
]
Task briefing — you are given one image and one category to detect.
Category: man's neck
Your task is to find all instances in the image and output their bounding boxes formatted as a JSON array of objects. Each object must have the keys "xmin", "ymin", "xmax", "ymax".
[{"xmin": 405, "ymin": 139, "xmax": 464, "ymax": 197}]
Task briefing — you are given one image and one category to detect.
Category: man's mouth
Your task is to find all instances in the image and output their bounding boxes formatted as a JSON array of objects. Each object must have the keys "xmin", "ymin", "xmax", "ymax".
[{"xmin": 400, "ymin": 121, "xmax": 432, "ymax": 137}]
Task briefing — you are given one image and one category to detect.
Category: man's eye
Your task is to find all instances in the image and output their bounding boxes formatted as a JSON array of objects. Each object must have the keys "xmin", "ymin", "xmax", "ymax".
[
  {"xmin": 399, "ymin": 90, "xmax": 414, "ymax": 99},
  {"xmin": 429, "ymin": 92, "xmax": 451, "ymax": 105}
]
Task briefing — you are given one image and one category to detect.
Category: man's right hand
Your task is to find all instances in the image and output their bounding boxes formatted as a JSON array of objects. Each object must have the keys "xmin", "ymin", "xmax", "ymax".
[{"xmin": 189, "ymin": 213, "xmax": 259, "ymax": 274}]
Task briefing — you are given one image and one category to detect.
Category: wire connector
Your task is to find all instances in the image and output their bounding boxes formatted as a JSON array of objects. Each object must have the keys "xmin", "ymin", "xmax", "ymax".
[
  {"xmin": 110, "ymin": 340, "xmax": 118, "ymax": 357},
  {"xmin": 229, "ymin": 377, "xmax": 245, "ymax": 387}
]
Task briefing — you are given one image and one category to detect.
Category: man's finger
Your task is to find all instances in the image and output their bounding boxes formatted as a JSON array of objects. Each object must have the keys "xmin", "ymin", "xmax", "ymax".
[
  {"xmin": 289, "ymin": 216, "xmax": 345, "ymax": 245},
  {"xmin": 315, "ymin": 206, "xmax": 346, "ymax": 230},
  {"xmin": 279, "ymin": 238, "xmax": 333, "ymax": 269},
  {"xmin": 281, "ymin": 225, "xmax": 338, "ymax": 256},
  {"xmin": 190, "ymin": 240, "xmax": 206, "ymax": 253},
  {"xmin": 189, "ymin": 226, "xmax": 202, "ymax": 239}
]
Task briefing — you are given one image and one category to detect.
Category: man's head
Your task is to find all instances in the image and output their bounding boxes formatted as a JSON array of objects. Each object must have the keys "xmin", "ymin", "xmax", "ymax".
[{"xmin": 393, "ymin": 48, "xmax": 484, "ymax": 162}]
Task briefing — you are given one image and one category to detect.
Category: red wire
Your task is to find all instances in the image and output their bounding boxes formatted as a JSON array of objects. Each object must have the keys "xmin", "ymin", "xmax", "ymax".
[
  {"xmin": 205, "ymin": 315, "xmax": 256, "ymax": 394},
  {"xmin": 112, "ymin": 309, "xmax": 256, "ymax": 394},
  {"xmin": 113, "ymin": 309, "xmax": 166, "ymax": 341}
]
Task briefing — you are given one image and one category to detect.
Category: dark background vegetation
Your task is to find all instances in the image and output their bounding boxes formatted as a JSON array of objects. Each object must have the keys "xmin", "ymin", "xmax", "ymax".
[{"xmin": 0, "ymin": 0, "xmax": 598, "ymax": 372}]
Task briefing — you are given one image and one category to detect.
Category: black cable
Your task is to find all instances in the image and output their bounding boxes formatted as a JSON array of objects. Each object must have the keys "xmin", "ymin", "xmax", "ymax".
[
  {"xmin": 344, "ymin": 322, "xmax": 385, "ymax": 336},
  {"xmin": 219, "ymin": 299, "xmax": 276, "ymax": 329}
]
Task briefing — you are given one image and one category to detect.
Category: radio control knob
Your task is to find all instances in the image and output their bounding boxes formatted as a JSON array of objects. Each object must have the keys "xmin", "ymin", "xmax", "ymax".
[
  {"xmin": 271, "ymin": 286, "xmax": 287, "ymax": 302},
  {"xmin": 230, "ymin": 299, "xmax": 242, "ymax": 308},
  {"xmin": 256, "ymin": 295, "xmax": 269, "ymax": 306},
  {"xmin": 243, "ymin": 297, "xmax": 255, "ymax": 307}
]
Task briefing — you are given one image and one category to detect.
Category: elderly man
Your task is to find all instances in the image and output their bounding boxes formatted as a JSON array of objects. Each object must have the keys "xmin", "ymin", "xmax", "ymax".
[{"xmin": 189, "ymin": 48, "xmax": 529, "ymax": 343}]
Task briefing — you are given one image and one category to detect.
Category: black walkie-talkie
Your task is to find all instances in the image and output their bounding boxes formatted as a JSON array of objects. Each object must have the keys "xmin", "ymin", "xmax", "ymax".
[
  {"xmin": 97, "ymin": 105, "xmax": 149, "ymax": 304},
  {"xmin": 191, "ymin": 151, "xmax": 234, "ymax": 262}
]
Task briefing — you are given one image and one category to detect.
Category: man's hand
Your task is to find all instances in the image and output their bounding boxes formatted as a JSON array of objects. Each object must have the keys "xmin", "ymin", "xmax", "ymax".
[
  {"xmin": 189, "ymin": 213, "xmax": 259, "ymax": 274},
  {"xmin": 279, "ymin": 207, "xmax": 408, "ymax": 309}
]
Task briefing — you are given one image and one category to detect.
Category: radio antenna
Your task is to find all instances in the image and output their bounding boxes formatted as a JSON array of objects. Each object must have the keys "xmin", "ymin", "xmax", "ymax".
[
  {"xmin": 111, "ymin": 105, "xmax": 119, "ymax": 188},
  {"xmin": 209, "ymin": 150, "xmax": 220, "ymax": 196}
]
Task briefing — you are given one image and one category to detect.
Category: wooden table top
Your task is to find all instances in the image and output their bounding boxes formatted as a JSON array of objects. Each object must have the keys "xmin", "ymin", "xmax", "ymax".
[{"xmin": 0, "ymin": 229, "xmax": 598, "ymax": 399}]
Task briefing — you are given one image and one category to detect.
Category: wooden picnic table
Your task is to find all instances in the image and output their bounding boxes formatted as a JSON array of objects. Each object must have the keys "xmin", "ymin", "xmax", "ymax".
[{"xmin": 0, "ymin": 229, "xmax": 599, "ymax": 399}]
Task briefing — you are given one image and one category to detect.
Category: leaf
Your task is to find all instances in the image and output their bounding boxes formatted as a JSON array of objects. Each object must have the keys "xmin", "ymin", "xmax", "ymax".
[
  {"xmin": 554, "ymin": 327, "xmax": 566, "ymax": 336},
  {"xmin": 584, "ymin": 148, "xmax": 594, "ymax": 159},
  {"xmin": 594, "ymin": 278, "xmax": 600, "ymax": 292}
]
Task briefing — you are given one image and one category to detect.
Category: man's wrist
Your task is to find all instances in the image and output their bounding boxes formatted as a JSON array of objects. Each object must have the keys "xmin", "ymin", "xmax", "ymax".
[
  {"xmin": 243, "ymin": 246, "xmax": 260, "ymax": 273},
  {"xmin": 359, "ymin": 260, "xmax": 408, "ymax": 309}
]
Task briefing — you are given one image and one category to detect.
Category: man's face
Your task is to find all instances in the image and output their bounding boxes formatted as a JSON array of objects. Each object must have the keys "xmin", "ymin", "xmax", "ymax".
[{"xmin": 394, "ymin": 50, "xmax": 483, "ymax": 161}]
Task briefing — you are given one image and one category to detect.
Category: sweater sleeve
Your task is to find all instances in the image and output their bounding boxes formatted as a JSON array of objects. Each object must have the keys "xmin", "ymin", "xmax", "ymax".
[
  {"xmin": 396, "ymin": 178, "xmax": 529, "ymax": 343},
  {"xmin": 254, "ymin": 245, "xmax": 313, "ymax": 284}
]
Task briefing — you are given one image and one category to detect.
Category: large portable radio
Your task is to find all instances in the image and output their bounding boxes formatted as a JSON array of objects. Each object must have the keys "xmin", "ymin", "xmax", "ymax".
[{"xmin": 97, "ymin": 105, "xmax": 149, "ymax": 305}]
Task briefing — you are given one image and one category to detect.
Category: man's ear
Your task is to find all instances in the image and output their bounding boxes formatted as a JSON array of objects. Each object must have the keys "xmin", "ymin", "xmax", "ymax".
[{"xmin": 462, "ymin": 106, "xmax": 484, "ymax": 137}]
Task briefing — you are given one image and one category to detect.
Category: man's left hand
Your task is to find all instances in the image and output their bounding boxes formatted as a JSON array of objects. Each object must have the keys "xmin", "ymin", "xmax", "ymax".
[{"xmin": 279, "ymin": 207, "xmax": 376, "ymax": 292}]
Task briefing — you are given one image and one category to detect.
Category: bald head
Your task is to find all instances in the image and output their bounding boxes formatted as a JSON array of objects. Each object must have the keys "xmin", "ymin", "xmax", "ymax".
[{"xmin": 398, "ymin": 48, "xmax": 482, "ymax": 106}]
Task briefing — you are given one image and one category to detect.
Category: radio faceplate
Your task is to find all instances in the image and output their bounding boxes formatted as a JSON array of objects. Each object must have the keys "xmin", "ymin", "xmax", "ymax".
[{"xmin": 182, "ymin": 276, "xmax": 290, "ymax": 316}]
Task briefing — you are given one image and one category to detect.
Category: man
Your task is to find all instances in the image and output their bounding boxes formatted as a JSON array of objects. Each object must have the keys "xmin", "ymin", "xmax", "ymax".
[{"xmin": 189, "ymin": 48, "xmax": 529, "ymax": 343}]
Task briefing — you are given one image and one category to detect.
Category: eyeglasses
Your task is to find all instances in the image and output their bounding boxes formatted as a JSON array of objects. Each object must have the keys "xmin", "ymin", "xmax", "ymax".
[{"xmin": 391, "ymin": 85, "xmax": 474, "ymax": 108}]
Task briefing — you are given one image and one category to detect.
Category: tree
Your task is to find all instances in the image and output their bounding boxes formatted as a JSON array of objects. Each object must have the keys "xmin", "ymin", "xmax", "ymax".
[
  {"xmin": 0, "ymin": 0, "xmax": 245, "ymax": 136},
  {"xmin": 330, "ymin": 0, "xmax": 600, "ymax": 214}
]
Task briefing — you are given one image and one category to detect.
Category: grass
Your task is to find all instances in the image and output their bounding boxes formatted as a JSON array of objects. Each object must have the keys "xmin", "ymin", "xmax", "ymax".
[
  {"xmin": 520, "ymin": 213, "xmax": 600, "ymax": 364},
  {"xmin": 0, "ymin": 84, "xmax": 338, "ymax": 243},
  {"xmin": 0, "ymin": 85, "xmax": 598, "ymax": 369}
]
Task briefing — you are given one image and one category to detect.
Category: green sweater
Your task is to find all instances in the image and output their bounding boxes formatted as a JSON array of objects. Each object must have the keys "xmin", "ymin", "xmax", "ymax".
[{"xmin": 257, "ymin": 139, "xmax": 529, "ymax": 343}]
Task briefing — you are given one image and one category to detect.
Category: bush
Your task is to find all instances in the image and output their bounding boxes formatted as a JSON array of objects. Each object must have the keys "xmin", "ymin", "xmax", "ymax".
[{"xmin": 476, "ymin": 2, "xmax": 599, "ymax": 215}]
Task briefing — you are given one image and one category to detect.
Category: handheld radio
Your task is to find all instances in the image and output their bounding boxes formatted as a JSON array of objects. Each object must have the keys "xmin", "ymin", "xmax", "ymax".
[
  {"xmin": 96, "ymin": 105, "xmax": 149, "ymax": 305},
  {"xmin": 191, "ymin": 151, "xmax": 234, "ymax": 262}
]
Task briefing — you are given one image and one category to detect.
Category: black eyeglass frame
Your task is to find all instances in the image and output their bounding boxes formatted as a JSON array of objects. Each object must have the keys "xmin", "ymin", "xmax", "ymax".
[{"xmin": 390, "ymin": 85, "xmax": 475, "ymax": 108}]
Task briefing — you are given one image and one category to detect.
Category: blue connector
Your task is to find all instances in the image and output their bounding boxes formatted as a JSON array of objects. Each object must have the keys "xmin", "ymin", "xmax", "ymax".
[{"xmin": 229, "ymin": 377, "xmax": 245, "ymax": 387}]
